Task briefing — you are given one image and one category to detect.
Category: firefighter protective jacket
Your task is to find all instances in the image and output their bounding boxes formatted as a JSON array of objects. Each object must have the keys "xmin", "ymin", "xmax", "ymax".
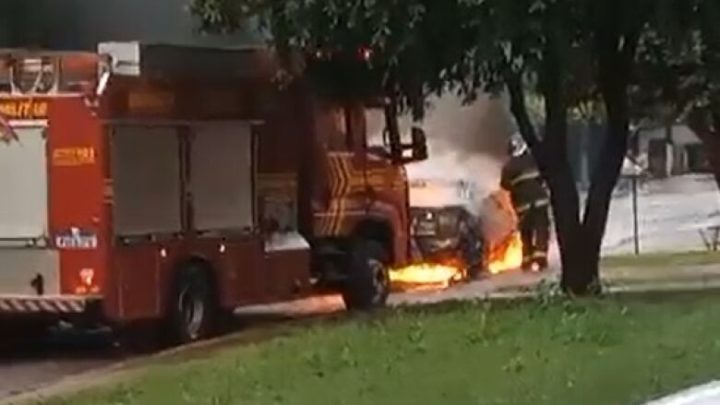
[{"xmin": 500, "ymin": 152, "xmax": 549, "ymax": 215}]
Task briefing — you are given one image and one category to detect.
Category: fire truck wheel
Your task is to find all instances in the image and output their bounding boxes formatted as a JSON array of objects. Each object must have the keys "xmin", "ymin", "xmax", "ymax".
[
  {"xmin": 342, "ymin": 240, "xmax": 390, "ymax": 311},
  {"xmin": 168, "ymin": 263, "xmax": 216, "ymax": 345}
]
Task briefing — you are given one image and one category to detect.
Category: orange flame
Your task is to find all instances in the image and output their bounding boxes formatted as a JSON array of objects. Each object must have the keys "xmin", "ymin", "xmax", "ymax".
[
  {"xmin": 389, "ymin": 263, "xmax": 462, "ymax": 291},
  {"xmin": 390, "ymin": 232, "xmax": 524, "ymax": 291},
  {"xmin": 390, "ymin": 186, "xmax": 525, "ymax": 291},
  {"xmin": 488, "ymin": 232, "xmax": 523, "ymax": 274}
]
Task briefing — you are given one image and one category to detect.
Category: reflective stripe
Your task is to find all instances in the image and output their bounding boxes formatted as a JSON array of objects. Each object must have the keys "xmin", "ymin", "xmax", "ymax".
[
  {"xmin": 516, "ymin": 199, "xmax": 550, "ymax": 214},
  {"xmin": 0, "ymin": 296, "xmax": 93, "ymax": 314},
  {"xmin": 511, "ymin": 171, "xmax": 541, "ymax": 186},
  {"xmin": 532, "ymin": 251, "xmax": 548, "ymax": 259}
]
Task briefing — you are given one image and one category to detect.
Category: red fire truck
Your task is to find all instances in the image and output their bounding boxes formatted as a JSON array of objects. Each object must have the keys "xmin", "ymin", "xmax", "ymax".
[{"xmin": 0, "ymin": 42, "xmax": 427, "ymax": 345}]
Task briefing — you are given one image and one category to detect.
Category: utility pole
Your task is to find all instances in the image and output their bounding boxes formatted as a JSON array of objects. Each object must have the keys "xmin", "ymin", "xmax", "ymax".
[
  {"xmin": 632, "ymin": 172, "xmax": 640, "ymax": 255},
  {"xmin": 630, "ymin": 126, "xmax": 641, "ymax": 255}
]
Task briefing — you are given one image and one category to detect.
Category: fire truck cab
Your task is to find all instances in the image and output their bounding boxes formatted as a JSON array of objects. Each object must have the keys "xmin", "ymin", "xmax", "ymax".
[{"xmin": 0, "ymin": 42, "xmax": 427, "ymax": 345}]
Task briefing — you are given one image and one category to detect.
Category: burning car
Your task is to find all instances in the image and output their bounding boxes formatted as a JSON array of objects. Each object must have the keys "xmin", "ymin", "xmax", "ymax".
[
  {"xmin": 388, "ymin": 179, "xmax": 486, "ymax": 290},
  {"xmin": 410, "ymin": 205, "xmax": 486, "ymax": 279},
  {"xmin": 480, "ymin": 189, "xmax": 524, "ymax": 274},
  {"xmin": 389, "ymin": 180, "xmax": 523, "ymax": 291}
]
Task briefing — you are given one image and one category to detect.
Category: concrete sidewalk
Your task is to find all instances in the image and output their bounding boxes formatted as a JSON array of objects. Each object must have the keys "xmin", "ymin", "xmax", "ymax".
[
  {"xmin": 603, "ymin": 264, "xmax": 720, "ymax": 286},
  {"xmin": 476, "ymin": 263, "xmax": 720, "ymax": 301},
  {"xmin": 393, "ymin": 263, "xmax": 720, "ymax": 306}
]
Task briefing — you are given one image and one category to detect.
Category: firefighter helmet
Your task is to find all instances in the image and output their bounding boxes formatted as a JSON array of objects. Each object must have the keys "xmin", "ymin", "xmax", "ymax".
[{"xmin": 508, "ymin": 134, "xmax": 528, "ymax": 157}]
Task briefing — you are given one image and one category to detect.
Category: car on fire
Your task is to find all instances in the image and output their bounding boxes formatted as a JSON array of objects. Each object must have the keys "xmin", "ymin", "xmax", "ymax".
[{"xmin": 410, "ymin": 205, "xmax": 487, "ymax": 281}]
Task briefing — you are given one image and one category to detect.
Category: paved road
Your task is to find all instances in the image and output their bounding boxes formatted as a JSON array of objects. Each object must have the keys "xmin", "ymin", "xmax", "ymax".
[{"xmin": 0, "ymin": 330, "xmax": 123, "ymax": 400}]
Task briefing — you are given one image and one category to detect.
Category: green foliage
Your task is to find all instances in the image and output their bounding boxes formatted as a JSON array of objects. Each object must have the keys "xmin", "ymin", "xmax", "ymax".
[
  {"xmin": 46, "ymin": 294, "xmax": 720, "ymax": 405},
  {"xmin": 190, "ymin": 0, "xmax": 718, "ymax": 293},
  {"xmin": 189, "ymin": 0, "xmax": 714, "ymax": 140},
  {"xmin": 632, "ymin": 0, "xmax": 720, "ymax": 129},
  {"xmin": 190, "ymin": 0, "xmax": 599, "ymax": 120}
]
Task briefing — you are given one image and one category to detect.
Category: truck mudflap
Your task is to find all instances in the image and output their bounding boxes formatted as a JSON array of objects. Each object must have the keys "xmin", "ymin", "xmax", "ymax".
[{"xmin": 0, "ymin": 295, "xmax": 99, "ymax": 315}]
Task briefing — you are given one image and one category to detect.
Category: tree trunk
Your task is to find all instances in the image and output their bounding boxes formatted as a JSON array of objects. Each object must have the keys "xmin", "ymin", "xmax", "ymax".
[
  {"xmin": 579, "ymin": 119, "xmax": 628, "ymax": 292},
  {"xmin": 564, "ymin": 16, "xmax": 638, "ymax": 295},
  {"xmin": 695, "ymin": 131, "xmax": 720, "ymax": 192},
  {"xmin": 549, "ymin": 169, "xmax": 585, "ymax": 292},
  {"xmin": 506, "ymin": 29, "xmax": 607, "ymax": 294},
  {"xmin": 703, "ymin": 135, "xmax": 720, "ymax": 191},
  {"xmin": 540, "ymin": 29, "xmax": 604, "ymax": 295},
  {"xmin": 686, "ymin": 109, "xmax": 720, "ymax": 192},
  {"xmin": 503, "ymin": 15, "xmax": 639, "ymax": 295}
]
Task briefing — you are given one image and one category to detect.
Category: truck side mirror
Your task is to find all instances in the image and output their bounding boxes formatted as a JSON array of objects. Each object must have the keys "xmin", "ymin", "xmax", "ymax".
[{"xmin": 410, "ymin": 126, "xmax": 428, "ymax": 162}]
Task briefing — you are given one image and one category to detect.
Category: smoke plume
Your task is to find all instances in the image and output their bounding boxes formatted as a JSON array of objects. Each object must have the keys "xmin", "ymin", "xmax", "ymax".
[{"xmin": 367, "ymin": 93, "xmax": 518, "ymax": 244}]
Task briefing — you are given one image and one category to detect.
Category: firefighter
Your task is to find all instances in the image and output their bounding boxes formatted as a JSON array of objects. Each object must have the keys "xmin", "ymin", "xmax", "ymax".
[{"xmin": 500, "ymin": 136, "xmax": 550, "ymax": 272}]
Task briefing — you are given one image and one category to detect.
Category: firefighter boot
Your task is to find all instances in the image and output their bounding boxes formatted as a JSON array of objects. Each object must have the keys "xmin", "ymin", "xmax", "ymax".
[
  {"xmin": 522, "ymin": 256, "xmax": 534, "ymax": 273},
  {"xmin": 532, "ymin": 253, "xmax": 548, "ymax": 273},
  {"xmin": 520, "ymin": 215, "xmax": 535, "ymax": 273},
  {"xmin": 532, "ymin": 206, "xmax": 551, "ymax": 272}
]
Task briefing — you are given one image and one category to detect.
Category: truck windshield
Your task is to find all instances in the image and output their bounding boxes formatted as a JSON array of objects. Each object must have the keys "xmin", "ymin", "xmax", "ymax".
[
  {"xmin": 365, "ymin": 107, "xmax": 386, "ymax": 149},
  {"xmin": 365, "ymin": 105, "xmax": 416, "ymax": 156}
]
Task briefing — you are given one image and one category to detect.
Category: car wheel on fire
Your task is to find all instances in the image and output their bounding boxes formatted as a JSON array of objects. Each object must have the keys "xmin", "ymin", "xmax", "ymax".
[{"xmin": 342, "ymin": 240, "xmax": 390, "ymax": 311}]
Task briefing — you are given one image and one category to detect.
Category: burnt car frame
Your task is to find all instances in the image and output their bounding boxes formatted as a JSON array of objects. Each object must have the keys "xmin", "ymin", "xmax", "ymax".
[{"xmin": 409, "ymin": 205, "xmax": 486, "ymax": 280}]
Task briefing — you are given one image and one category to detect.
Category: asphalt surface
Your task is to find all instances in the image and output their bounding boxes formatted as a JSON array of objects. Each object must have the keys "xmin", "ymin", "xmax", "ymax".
[{"xmin": 0, "ymin": 330, "xmax": 123, "ymax": 400}]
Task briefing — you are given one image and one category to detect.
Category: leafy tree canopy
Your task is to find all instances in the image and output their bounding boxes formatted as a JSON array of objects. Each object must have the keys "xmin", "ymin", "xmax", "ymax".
[
  {"xmin": 192, "ymin": 0, "xmax": 706, "ymax": 294},
  {"xmin": 631, "ymin": 0, "xmax": 720, "ymax": 126}
]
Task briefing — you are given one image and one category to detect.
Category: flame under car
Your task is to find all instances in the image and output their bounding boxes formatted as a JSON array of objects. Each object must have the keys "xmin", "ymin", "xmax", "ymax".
[{"xmin": 389, "ymin": 206, "xmax": 486, "ymax": 290}]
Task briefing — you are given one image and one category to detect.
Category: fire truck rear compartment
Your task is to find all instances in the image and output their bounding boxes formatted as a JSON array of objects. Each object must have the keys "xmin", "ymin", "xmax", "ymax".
[
  {"xmin": 0, "ymin": 126, "xmax": 48, "ymax": 241},
  {"xmin": 0, "ymin": 249, "xmax": 59, "ymax": 297},
  {"xmin": 0, "ymin": 43, "xmax": 418, "ymax": 341},
  {"xmin": 0, "ymin": 125, "xmax": 69, "ymax": 312}
]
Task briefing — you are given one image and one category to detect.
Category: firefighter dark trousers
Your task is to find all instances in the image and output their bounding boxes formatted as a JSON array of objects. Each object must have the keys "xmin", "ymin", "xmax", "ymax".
[{"xmin": 519, "ymin": 204, "xmax": 550, "ymax": 271}]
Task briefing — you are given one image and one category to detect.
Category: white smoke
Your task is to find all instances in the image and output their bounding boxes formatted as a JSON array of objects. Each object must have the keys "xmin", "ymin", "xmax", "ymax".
[
  {"xmin": 367, "ymin": 92, "xmax": 518, "ymax": 245},
  {"xmin": 368, "ymin": 93, "xmax": 512, "ymax": 184}
]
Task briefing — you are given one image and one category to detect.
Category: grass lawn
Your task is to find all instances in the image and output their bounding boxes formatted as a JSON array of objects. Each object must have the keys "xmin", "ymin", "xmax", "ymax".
[
  {"xmin": 42, "ymin": 293, "xmax": 720, "ymax": 405},
  {"xmin": 602, "ymin": 250, "xmax": 720, "ymax": 269}
]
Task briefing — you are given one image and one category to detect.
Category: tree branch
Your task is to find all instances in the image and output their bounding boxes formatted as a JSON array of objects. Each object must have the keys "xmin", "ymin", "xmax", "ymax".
[{"xmin": 505, "ymin": 71, "xmax": 541, "ymax": 154}]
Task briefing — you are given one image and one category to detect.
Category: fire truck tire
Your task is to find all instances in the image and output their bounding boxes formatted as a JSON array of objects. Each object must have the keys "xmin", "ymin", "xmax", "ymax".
[
  {"xmin": 342, "ymin": 240, "xmax": 390, "ymax": 311},
  {"xmin": 167, "ymin": 263, "xmax": 217, "ymax": 345}
]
